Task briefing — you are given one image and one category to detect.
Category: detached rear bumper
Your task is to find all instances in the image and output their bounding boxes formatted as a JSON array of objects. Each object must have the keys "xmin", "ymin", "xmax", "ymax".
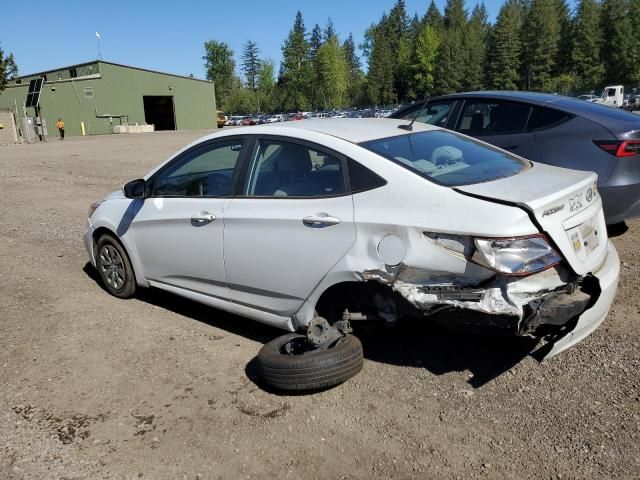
[{"xmin": 542, "ymin": 241, "xmax": 619, "ymax": 359}]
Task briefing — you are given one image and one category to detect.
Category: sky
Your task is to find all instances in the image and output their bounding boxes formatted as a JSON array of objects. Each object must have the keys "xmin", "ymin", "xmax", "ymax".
[{"xmin": 1, "ymin": 0, "xmax": 554, "ymax": 80}]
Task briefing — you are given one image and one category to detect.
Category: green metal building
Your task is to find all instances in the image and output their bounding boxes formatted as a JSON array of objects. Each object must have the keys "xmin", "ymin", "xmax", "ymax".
[{"xmin": 0, "ymin": 60, "xmax": 217, "ymax": 137}]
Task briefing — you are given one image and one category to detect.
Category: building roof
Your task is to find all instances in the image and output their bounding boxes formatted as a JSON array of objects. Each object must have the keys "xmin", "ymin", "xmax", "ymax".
[{"xmin": 15, "ymin": 60, "xmax": 212, "ymax": 83}]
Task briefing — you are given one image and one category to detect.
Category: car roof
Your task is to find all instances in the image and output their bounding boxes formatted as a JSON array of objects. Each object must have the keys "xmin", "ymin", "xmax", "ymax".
[
  {"xmin": 398, "ymin": 91, "xmax": 640, "ymax": 133},
  {"xmin": 204, "ymin": 118, "xmax": 439, "ymax": 144}
]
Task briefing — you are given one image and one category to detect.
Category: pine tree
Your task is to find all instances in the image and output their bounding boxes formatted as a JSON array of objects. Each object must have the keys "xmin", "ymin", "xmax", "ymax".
[
  {"xmin": 386, "ymin": 0, "xmax": 412, "ymax": 102},
  {"xmin": 257, "ymin": 59, "xmax": 276, "ymax": 111},
  {"xmin": 317, "ymin": 37, "xmax": 349, "ymax": 108},
  {"xmin": 601, "ymin": 0, "xmax": 634, "ymax": 84},
  {"xmin": 487, "ymin": 0, "xmax": 525, "ymax": 90},
  {"xmin": 203, "ymin": 40, "xmax": 236, "ymax": 107},
  {"xmin": 630, "ymin": 0, "xmax": 640, "ymax": 83},
  {"xmin": 0, "ymin": 46, "xmax": 18, "ymax": 93},
  {"xmin": 434, "ymin": 0, "xmax": 468, "ymax": 94},
  {"xmin": 464, "ymin": 3, "xmax": 489, "ymax": 91},
  {"xmin": 423, "ymin": 0, "xmax": 444, "ymax": 30},
  {"xmin": 410, "ymin": 24, "xmax": 440, "ymax": 97},
  {"xmin": 241, "ymin": 40, "xmax": 260, "ymax": 91},
  {"xmin": 280, "ymin": 11, "xmax": 312, "ymax": 110},
  {"xmin": 521, "ymin": 0, "xmax": 561, "ymax": 90},
  {"xmin": 367, "ymin": 30, "xmax": 395, "ymax": 105},
  {"xmin": 571, "ymin": 0, "xmax": 604, "ymax": 89},
  {"xmin": 554, "ymin": 0, "xmax": 573, "ymax": 77},
  {"xmin": 323, "ymin": 18, "xmax": 337, "ymax": 42},
  {"xmin": 309, "ymin": 24, "xmax": 323, "ymax": 108},
  {"xmin": 343, "ymin": 33, "xmax": 366, "ymax": 105}
]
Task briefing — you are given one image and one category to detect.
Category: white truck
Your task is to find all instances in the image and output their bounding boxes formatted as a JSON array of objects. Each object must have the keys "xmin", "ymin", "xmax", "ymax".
[{"xmin": 593, "ymin": 85, "xmax": 624, "ymax": 108}]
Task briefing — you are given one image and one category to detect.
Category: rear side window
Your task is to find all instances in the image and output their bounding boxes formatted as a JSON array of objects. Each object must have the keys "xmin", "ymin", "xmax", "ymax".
[
  {"xmin": 361, "ymin": 131, "xmax": 529, "ymax": 187},
  {"xmin": 528, "ymin": 107, "xmax": 571, "ymax": 130},
  {"xmin": 347, "ymin": 158, "xmax": 387, "ymax": 193},
  {"xmin": 458, "ymin": 101, "xmax": 531, "ymax": 135},
  {"xmin": 246, "ymin": 140, "xmax": 346, "ymax": 197}
]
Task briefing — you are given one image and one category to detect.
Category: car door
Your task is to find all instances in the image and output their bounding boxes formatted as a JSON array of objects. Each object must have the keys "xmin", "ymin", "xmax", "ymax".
[
  {"xmin": 131, "ymin": 138, "xmax": 246, "ymax": 299},
  {"xmin": 224, "ymin": 137, "xmax": 356, "ymax": 316},
  {"xmin": 455, "ymin": 99, "xmax": 534, "ymax": 157}
]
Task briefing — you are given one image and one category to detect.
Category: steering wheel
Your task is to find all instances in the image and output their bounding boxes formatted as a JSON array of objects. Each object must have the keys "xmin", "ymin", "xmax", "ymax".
[{"xmin": 202, "ymin": 173, "xmax": 231, "ymax": 196}]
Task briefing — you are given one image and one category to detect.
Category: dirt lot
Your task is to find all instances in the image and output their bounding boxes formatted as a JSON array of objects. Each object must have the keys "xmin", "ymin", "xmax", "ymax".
[{"xmin": 0, "ymin": 130, "xmax": 638, "ymax": 480}]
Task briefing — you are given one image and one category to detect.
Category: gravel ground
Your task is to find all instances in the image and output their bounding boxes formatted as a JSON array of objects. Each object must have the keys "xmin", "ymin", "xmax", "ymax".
[{"xmin": 0, "ymin": 130, "xmax": 638, "ymax": 480}]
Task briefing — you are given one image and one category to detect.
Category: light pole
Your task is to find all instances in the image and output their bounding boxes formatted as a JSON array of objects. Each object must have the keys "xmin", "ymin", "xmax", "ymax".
[{"xmin": 96, "ymin": 32, "xmax": 103, "ymax": 60}]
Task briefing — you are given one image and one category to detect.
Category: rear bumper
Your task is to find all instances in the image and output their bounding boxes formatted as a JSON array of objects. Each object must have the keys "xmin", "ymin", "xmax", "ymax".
[
  {"xmin": 542, "ymin": 241, "xmax": 619, "ymax": 359},
  {"xmin": 600, "ymin": 180, "xmax": 640, "ymax": 224}
]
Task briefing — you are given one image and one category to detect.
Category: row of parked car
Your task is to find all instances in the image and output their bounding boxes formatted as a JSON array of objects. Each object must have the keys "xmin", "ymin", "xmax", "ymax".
[{"xmin": 219, "ymin": 108, "xmax": 398, "ymax": 128}]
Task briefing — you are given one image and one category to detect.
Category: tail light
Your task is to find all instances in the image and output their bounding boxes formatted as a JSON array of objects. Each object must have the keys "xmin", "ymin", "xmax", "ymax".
[{"xmin": 594, "ymin": 140, "xmax": 640, "ymax": 157}]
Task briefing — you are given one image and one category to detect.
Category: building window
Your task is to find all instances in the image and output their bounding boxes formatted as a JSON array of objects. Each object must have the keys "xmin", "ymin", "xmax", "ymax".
[
  {"xmin": 15, "ymin": 79, "xmax": 22, "ymax": 84},
  {"xmin": 69, "ymin": 68, "xmax": 77, "ymax": 78},
  {"xmin": 84, "ymin": 87, "xmax": 94, "ymax": 98},
  {"xmin": 57, "ymin": 73, "xmax": 62, "ymax": 81}
]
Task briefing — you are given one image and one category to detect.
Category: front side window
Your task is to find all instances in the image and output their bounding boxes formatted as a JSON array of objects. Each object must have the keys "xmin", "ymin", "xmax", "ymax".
[
  {"xmin": 458, "ymin": 101, "xmax": 531, "ymax": 135},
  {"xmin": 246, "ymin": 140, "xmax": 345, "ymax": 197},
  {"xmin": 153, "ymin": 140, "xmax": 243, "ymax": 197},
  {"xmin": 361, "ymin": 131, "xmax": 529, "ymax": 187},
  {"xmin": 399, "ymin": 101, "xmax": 454, "ymax": 128}
]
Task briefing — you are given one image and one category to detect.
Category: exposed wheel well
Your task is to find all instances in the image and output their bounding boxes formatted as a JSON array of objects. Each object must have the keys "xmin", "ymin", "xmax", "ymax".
[{"xmin": 314, "ymin": 280, "xmax": 417, "ymax": 322}]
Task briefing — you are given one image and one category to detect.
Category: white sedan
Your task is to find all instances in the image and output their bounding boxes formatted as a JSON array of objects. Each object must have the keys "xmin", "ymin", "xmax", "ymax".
[{"xmin": 84, "ymin": 119, "xmax": 620, "ymax": 391}]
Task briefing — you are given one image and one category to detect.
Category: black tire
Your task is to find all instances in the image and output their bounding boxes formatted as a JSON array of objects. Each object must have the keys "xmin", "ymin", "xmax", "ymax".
[
  {"xmin": 257, "ymin": 333, "xmax": 363, "ymax": 391},
  {"xmin": 95, "ymin": 233, "xmax": 136, "ymax": 299}
]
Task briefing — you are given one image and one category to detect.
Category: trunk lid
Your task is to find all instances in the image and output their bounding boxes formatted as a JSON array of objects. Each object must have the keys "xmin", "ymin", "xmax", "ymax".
[{"xmin": 456, "ymin": 163, "xmax": 607, "ymax": 275}]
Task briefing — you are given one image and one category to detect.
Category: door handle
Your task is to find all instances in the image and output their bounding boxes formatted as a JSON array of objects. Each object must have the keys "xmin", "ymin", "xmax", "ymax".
[
  {"xmin": 303, "ymin": 214, "xmax": 341, "ymax": 227},
  {"xmin": 191, "ymin": 212, "xmax": 216, "ymax": 224}
]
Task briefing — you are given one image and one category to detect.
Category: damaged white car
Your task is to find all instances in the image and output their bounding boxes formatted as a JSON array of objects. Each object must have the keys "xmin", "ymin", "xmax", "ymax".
[{"xmin": 84, "ymin": 119, "xmax": 620, "ymax": 391}]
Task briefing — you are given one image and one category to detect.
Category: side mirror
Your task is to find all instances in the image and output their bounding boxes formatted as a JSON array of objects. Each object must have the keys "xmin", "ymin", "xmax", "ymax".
[{"xmin": 123, "ymin": 178, "xmax": 146, "ymax": 199}]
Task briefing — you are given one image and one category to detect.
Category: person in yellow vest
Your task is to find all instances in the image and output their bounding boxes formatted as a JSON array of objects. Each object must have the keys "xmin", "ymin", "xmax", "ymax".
[{"xmin": 56, "ymin": 118, "xmax": 65, "ymax": 140}]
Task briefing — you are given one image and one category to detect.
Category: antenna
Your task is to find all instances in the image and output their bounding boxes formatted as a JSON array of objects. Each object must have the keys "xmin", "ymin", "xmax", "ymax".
[
  {"xmin": 398, "ymin": 98, "xmax": 429, "ymax": 131},
  {"xmin": 96, "ymin": 32, "xmax": 103, "ymax": 60}
]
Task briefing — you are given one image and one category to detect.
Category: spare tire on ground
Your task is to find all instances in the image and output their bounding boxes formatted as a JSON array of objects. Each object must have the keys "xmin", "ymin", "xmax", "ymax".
[{"xmin": 256, "ymin": 333, "xmax": 363, "ymax": 392}]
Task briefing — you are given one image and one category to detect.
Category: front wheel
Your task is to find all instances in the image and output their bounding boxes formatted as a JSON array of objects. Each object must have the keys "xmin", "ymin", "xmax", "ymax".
[
  {"xmin": 256, "ymin": 333, "xmax": 363, "ymax": 391},
  {"xmin": 95, "ymin": 234, "xmax": 136, "ymax": 299}
]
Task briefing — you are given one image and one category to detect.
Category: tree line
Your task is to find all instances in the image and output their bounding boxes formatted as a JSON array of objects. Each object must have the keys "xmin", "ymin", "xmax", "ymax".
[{"xmin": 205, "ymin": 0, "xmax": 640, "ymax": 114}]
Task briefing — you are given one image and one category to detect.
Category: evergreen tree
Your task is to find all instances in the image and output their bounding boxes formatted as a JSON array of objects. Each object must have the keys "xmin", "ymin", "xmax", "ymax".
[
  {"xmin": 554, "ymin": 0, "xmax": 573, "ymax": 76},
  {"xmin": 324, "ymin": 18, "xmax": 337, "ymax": 42},
  {"xmin": 386, "ymin": 0, "xmax": 413, "ymax": 102},
  {"xmin": 464, "ymin": 3, "xmax": 489, "ymax": 90},
  {"xmin": 600, "ymin": 0, "xmax": 634, "ymax": 84},
  {"xmin": 410, "ymin": 24, "xmax": 440, "ymax": 97},
  {"xmin": 241, "ymin": 40, "xmax": 260, "ymax": 91},
  {"xmin": 521, "ymin": 0, "xmax": 561, "ymax": 90},
  {"xmin": 434, "ymin": 0, "xmax": 468, "ymax": 94},
  {"xmin": 423, "ymin": 0, "xmax": 444, "ymax": 30},
  {"xmin": 487, "ymin": 0, "xmax": 525, "ymax": 90},
  {"xmin": 257, "ymin": 59, "xmax": 276, "ymax": 111},
  {"xmin": 280, "ymin": 11, "xmax": 312, "ymax": 110},
  {"xmin": 203, "ymin": 40, "xmax": 236, "ymax": 107},
  {"xmin": 630, "ymin": 0, "xmax": 640, "ymax": 83},
  {"xmin": 309, "ymin": 24, "xmax": 323, "ymax": 108},
  {"xmin": 343, "ymin": 33, "xmax": 366, "ymax": 105},
  {"xmin": 317, "ymin": 37, "xmax": 349, "ymax": 108},
  {"xmin": 367, "ymin": 30, "xmax": 395, "ymax": 105},
  {"xmin": 571, "ymin": 0, "xmax": 604, "ymax": 89},
  {"xmin": 0, "ymin": 46, "xmax": 18, "ymax": 92}
]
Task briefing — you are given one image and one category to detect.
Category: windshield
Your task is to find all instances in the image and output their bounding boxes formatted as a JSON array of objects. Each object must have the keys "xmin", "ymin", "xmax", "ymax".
[{"xmin": 361, "ymin": 130, "xmax": 529, "ymax": 187}]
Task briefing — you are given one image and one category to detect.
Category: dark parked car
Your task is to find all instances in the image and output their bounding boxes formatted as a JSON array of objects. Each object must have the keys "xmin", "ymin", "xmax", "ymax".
[{"xmin": 391, "ymin": 92, "xmax": 640, "ymax": 225}]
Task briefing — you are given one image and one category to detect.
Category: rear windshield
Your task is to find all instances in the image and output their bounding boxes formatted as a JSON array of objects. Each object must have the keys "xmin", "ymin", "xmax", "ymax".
[{"xmin": 361, "ymin": 130, "xmax": 529, "ymax": 187}]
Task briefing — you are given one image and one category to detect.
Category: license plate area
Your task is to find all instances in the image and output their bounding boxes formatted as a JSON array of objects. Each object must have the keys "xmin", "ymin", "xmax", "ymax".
[{"xmin": 568, "ymin": 216, "xmax": 601, "ymax": 260}]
